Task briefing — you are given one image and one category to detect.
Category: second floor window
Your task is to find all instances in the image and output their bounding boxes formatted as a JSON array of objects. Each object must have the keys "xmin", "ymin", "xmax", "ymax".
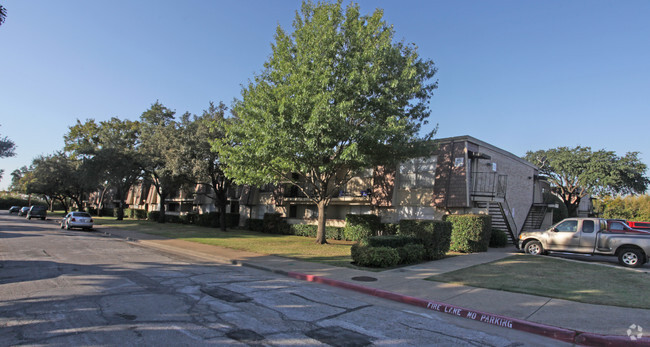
[{"xmin": 399, "ymin": 156, "xmax": 437, "ymax": 189}]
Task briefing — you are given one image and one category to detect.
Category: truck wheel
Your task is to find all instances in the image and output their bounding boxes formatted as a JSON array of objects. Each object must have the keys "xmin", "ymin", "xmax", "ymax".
[
  {"xmin": 524, "ymin": 241, "xmax": 544, "ymax": 256},
  {"xmin": 618, "ymin": 248, "xmax": 645, "ymax": 268}
]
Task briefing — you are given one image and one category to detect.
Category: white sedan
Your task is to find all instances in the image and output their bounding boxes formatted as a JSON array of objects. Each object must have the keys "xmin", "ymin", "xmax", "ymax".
[{"xmin": 60, "ymin": 212, "xmax": 94, "ymax": 231}]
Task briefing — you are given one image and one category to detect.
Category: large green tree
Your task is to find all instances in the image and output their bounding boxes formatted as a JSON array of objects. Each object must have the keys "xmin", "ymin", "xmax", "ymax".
[
  {"xmin": 64, "ymin": 117, "xmax": 142, "ymax": 219},
  {"xmin": 139, "ymin": 102, "xmax": 189, "ymax": 223},
  {"xmin": 216, "ymin": 1, "xmax": 438, "ymax": 243},
  {"xmin": 183, "ymin": 101, "xmax": 234, "ymax": 230},
  {"xmin": 525, "ymin": 146, "xmax": 649, "ymax": 217},
  {"xmin": 23, "ymin": 153, "xmax": 92, "ymax": 213}
]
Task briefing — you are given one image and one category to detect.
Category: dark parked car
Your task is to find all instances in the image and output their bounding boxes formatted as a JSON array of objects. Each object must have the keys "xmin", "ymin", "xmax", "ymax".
[
  {"xmin": 18, "ymin": 206, "xmax": 30, "ymax": 216},
  {"xmin": 60, "ymin": 211, "xmax": 94, "ymax": 230},
  {"xmin": 9, "ymin": 206, "xmax": 20, "ymax": 214},
  {"xmin": 26, "ymin": 205, "xmax": 47, "ymax": 220}
]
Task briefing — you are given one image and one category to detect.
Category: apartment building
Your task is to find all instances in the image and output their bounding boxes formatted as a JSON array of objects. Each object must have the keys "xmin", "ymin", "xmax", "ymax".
[{"xmin": 91, "ymin": 135, "xmax": 555, "ymax": 243}]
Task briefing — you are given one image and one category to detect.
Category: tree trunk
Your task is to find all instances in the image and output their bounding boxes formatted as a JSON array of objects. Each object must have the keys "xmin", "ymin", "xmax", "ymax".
[
  {"xmin": 218, "ymin": 200, "xmax": 228, "ymax": 231},
  {"xmin": 116, "ymin": 201, "xmax": 125, "ymax": 220},
  {"xmin": 563, "ymin": 195, "xmax": 581, "ymax": 217},
  {"xmin": 97, "ymin": 186, "xmax": 107, "ymax": 216},
  {"xmin": 315, "ymin": 201, "xmax": 328, "ymax": 244},
  {"xmin": 158, "ymin": 192, "xmax": 167, "ymax": 223}
]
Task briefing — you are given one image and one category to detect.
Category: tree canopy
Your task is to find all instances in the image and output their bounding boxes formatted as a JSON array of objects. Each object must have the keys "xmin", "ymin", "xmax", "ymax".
[
  {"xmin": 525, "ymin": 146, "xmax": 649, "ymax": 217},
  {"xmin": 216, "ymin": 0, "xmax": 438, "ymax": 243}
]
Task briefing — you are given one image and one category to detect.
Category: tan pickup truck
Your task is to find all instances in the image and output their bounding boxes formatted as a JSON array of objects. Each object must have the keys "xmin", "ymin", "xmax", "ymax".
[{"xmin": 518, "ymin": 217, "xmax": 650, "ymax": 268}]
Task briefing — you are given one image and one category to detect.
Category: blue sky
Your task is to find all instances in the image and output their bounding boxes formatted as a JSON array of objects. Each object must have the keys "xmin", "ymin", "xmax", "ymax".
[{"xmin": 1, "ymin": 0, "xmax": 649, "ymax": 190}]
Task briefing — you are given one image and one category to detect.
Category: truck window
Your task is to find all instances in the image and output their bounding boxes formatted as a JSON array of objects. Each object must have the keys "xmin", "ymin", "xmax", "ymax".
[
  {"xmin": 610, "ymin": 222, "xmax": 626, "ymax": 231},
  {"xmin": 582, "ymin": 220, "xmax": 594, "ymax": 233},
  {"xmin": 556, "ymin": 220, "xmax": 578, "ymax": 232}
]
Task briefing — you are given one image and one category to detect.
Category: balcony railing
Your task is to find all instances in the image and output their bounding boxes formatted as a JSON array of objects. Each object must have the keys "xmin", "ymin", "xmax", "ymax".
[{"xmin": 471, "ymin": 172, "xmax": 507, "ymax": 199}]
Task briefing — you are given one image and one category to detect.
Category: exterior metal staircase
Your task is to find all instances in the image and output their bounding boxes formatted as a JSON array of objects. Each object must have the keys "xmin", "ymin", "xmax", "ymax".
[
  {"xmin": 522, "ymin": 204, "xmax": 548, "ymax": 232},
  {"xmin": 475, "ymin": 201, "xmax": 518, "ymax": 246}
]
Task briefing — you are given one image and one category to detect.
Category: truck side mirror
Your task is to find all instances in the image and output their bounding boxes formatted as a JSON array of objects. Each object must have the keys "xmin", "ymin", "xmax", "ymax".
[{"xmin": 551, "ymin": 227, "xmax": 558, "ymax": 232}]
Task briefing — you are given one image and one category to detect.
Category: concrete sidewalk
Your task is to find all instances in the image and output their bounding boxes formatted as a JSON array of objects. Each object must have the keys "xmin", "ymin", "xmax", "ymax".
[{"xmin": 97, "ymin": 225, "xmax": 650, "ymax": 345}]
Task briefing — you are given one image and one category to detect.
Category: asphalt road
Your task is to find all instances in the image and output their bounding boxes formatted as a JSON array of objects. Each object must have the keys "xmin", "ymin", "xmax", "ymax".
[{"xmin": 0, "ymin": 212, "xmax": 563, "ymax": 346}]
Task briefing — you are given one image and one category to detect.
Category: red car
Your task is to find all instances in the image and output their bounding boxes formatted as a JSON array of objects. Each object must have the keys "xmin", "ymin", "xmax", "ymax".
[
  {"xmin": 607, "ymin": 220, "xmax": 650, "ymax": 234},
  {"xmin": 628, "ymin": 221, "xmax": 650, "ymax": 231}
]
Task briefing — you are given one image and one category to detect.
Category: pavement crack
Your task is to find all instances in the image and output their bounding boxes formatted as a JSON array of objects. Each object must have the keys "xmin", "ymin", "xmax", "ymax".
[
  {"xmin": 316, "ymin": 304, "xmax": 374, "ymax": 322},
  {"xmin": 290, "ymin": 292, "xmax": 357, "ymax": 310},
  {"xmin": 397, "ymin": 322, "xmax": 492, "ymax": 347},
  {"xmin": 525, "ymin": 297, "xmax": 553, "ymax": 320}
]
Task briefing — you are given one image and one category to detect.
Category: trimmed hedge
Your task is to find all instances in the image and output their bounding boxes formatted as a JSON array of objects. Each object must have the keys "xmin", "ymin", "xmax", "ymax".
[
  {"xmin": 381, "ymin": 223, "xmax": 400, "ymax": 236},
  {"xmin": 398, "ymin": 220, "xmax": 452, "ymax": 260},
  {"xmin": 350, "ymin": 244, "xmax": 400, "ymax": 268},
  {"xmin": 290, "ymin": 224, "xmax": 344, "ymax": 240},
  {"xmin": 262, "ymin": 213, "xmax": 291, "ymax": 234},
  {"xmin": 247, "ymin": 218, "xmax": 264, "ymax": 232},
  {"xmin": 0, "ymin": 196, "xmax": 32, "ymax": 209},
  {"xmin": 344, "ymin": 214, "xmax": 381, "ymax": 241},
  {"xmin": 489, "ymin": 228, "xmax": 509, "ymax": 248},
  {"xmin": 397, "ymin": 243, "xmax": 427, "ymax": 264},
  {"xmin": 147, "ymin": 211, "xmax": 160, "ymax": 221},
  {"xmin": 134, "ymin": 209, "xmax": 147, "ymax": 220},
  {"xmin": 445, "ymin": 214, "xmax": 492, "ymax": 253},
  {"xmin": 366, "ymin": 235, "xmax": 419, "ymax": 248}
]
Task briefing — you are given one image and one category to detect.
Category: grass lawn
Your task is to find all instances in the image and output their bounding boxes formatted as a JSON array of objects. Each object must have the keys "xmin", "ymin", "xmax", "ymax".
[
  {"xmin": 92, "ymin": 216, "xmax": 357, "ymax": 267},
  {"xmin": 427, "ymin": 254, "xmax": 650, "ymax": 309}
]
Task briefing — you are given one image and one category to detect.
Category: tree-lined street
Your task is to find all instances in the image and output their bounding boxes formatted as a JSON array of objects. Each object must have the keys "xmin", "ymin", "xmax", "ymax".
[{"xmin": 0, "ymin": 212, "xmax": 562, "ymax": 346}]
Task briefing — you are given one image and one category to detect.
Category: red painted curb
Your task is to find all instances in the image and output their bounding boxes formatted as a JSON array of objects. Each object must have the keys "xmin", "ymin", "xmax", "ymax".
[{"xmin": 286, "ymin": 271, "xmax": 649, "ymax": 346}]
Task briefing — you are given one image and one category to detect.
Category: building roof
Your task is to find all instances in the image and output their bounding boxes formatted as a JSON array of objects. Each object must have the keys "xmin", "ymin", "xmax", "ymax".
[{"xmin": 434, "ymin": 135, "xmax": 539, "ymax": 170}]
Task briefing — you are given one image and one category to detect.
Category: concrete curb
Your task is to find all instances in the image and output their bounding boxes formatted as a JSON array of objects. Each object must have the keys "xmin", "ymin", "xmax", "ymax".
[
  {"xmin": 101, "ymin": 229, "xmax": 650, "ymax": 346},
  {"xmin": 285, "ymin": 272, "xmax": 650, "ymax": 347}
]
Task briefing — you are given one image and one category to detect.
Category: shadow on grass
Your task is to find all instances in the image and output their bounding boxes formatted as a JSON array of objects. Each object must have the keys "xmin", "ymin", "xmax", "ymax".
[{"xmin": 428, "ymin": 254, "xmax": 650, "ymax": 309}]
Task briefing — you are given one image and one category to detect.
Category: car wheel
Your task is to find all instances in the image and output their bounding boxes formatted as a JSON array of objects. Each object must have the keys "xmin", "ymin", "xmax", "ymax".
[
  {"xmin": 618, "ymin": 248, "xmax": 645, "ymax": 268},
  {"xmin": 524, "ymin": 241, "xmax": 544, "ymax": 256}
]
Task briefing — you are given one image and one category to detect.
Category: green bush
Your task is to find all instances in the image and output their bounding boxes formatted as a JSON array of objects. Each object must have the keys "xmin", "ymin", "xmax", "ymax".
[
  {"xmin": 290, "ymin": 224, "xmax": 344, "ymax": 240},
  {"xmin": 147, "ymin": 211, "xmax": 160, "ymax": 221},
  {"xmin": 367, "ymin": 235, "xmax": 419, "ymax": 248},
  {"xmin": 226, "ymin": 213, "xmax": 241, "ymax": 228},
  {"xmin": 398, "ymin": 220, "xmax": 452, "ymax": 260},
  {"xmin": 381, "ymin": 223, "xmax": 400, "ymax": 236},
  {"xmin": 397, "ymin": 243, "xmax": 427, "ymax": 264},
  {"xmin": 133, "ymin": 209, "xmax": 148, "ymax": 220},
  {"xmin": 489, "ymin": 228, "xmax": 509, "ymax": 248},
  {"xmin": 350, "ymin": 244, "xmax": 400, "ymax": 268},
  {"xmin": 0, "ymin": 196, "xmax": 32, "ymax": 209},
  {"xmin": 248, "ymin": 218, "xmax": 264, "ymax": 231},
  {"xmin": 262, "ymin": 213, "xmax": 291, "ymax": 234},
  {"xmin": 445, "ymin": 214, "xmax": 492, "ymax": 253},
  {"xmin": 165, "ymin": 215, "xmax": 183, "ymax": 224},
  {"xmin": 197, "ymin": 212, "xmax": 220, "ymax": 227},
  {"xmin": 344, "ymin": 214, "xmax": 381, "ymax": 241}
]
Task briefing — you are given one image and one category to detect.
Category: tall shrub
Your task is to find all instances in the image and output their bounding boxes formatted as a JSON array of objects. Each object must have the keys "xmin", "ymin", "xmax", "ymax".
[
  {"xmin": 445, "ymin": 214, "xmax": 492, "ymax": 253},
  {"xmin": 398, "ymin": 220, "xmax": 452, "ymax": 260},
  {"xmin": 344, "ymin": 214, "xmax": 381, "ymax": 241}
]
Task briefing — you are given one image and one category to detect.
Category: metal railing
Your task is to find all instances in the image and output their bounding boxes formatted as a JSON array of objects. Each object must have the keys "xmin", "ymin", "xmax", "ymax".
[{"xmin": 471, "ymin": 172, "xmax": 507, "ymax": 198}]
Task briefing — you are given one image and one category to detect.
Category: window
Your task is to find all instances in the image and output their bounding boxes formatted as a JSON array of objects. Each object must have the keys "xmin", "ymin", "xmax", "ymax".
[
  {"xmin": 399, "ymin": 156, "xmax": 437, "ymax": 189},
  {"xmin": 610, "ymin": 222, "xmax": 626, "ymax": 231},
  {"xmin": 582, "ymin": 220, "xmax": 594, "ymax": 233},
  {"xmin": 555, "ymin": 220, "xmax": 578, "ymax": 232}
]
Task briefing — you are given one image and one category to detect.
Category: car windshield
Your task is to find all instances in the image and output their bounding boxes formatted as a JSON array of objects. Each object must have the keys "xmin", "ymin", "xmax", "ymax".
[{"xmin": 71, "ymin": 212, "xmax": 91, "ymax": 217}]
